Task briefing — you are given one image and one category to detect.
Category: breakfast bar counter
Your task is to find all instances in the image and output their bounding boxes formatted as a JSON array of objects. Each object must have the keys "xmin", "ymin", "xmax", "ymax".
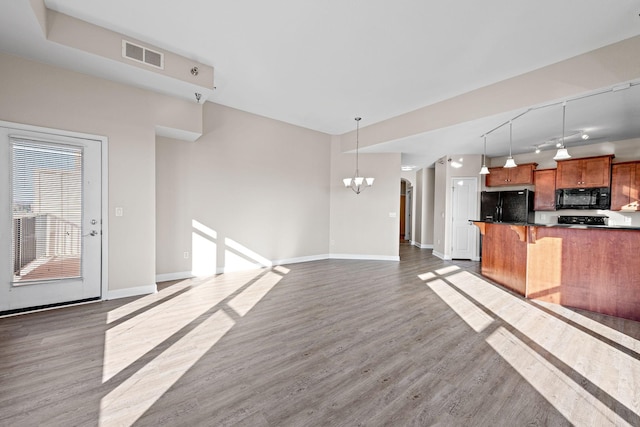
[{"xmin": 473, "ymin": 221, "xmax": 640, "ymax": 321}]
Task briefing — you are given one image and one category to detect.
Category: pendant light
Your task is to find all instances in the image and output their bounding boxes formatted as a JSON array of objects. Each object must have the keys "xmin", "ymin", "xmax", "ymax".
[
  {"xmin": 343, "ymin": 117, "xmax": 374, "ymax": 194},
  {"xmin": 479, "ymin": 135, "xmax": 490, "ymax": 175},
  {"xmin": 553, "ymin": 101, "xmax": 572, "ymax": 160},
  {"xmin": 503, "ymin": 121, "xmax": 517, "ymax": 168}
]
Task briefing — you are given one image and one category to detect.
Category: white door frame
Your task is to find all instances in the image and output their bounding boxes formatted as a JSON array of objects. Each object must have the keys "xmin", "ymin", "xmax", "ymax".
[
  {"xmin": 0, "ymin": 120, "xmax": 109, "ymax": 306},
  {"xmin": 405, "ymin": 186, "xmax": 413, "ymax": 242}
]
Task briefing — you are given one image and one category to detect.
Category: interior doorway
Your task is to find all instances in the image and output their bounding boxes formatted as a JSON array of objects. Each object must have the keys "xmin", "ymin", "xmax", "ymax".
[{"xmin": 400, "ymin": 179, "xmax": 412, "ymax": 241}]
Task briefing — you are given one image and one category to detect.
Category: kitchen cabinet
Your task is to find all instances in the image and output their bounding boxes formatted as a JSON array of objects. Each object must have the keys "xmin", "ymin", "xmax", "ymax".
[
  {"xmin": 485, "ymin": 163, "xmax": 537, "ymax": 187},
  {"xmin": 611, "ymin": 161, "xmax": 640, "ymax": 211},
  {"xmin": 474, "ymin": 221, "xmax": 640, "ymax": 322},
  {"xmin": 533, "ymin": 169, "xmax": 556, "ymax": 211},
  {"xmin": 555, "ymin": 155, "xmax": 613, "ymax": 189}
]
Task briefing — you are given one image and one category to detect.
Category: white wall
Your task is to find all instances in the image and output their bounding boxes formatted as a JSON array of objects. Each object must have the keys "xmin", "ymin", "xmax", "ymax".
[
  {"xmin": 414, "ymin": 167, "xmax": 436, "ymax": 248},
  {"xmin": 156, "ymin": 103, "xmax": 332, "ymax": 277},
  {"xmin": 329, "ymin": 137, "xmax": 401, "ymax": 260},
  {"xmin": 0, "ymin": 52, "xmax": 202, "ymax": 295}
]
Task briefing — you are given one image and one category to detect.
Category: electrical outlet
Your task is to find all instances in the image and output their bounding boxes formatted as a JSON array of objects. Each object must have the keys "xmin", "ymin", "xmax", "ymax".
[
  {"xmin": 115, "ymin": 207, "xmax": 123, "ymax": 217},
  {"xmin": 183, "ymin": 251, "xmax": 189, "ymax": 259},
  {"xmin": 624, "ymin": 216, "xmax": 632, "ymax": 225}
]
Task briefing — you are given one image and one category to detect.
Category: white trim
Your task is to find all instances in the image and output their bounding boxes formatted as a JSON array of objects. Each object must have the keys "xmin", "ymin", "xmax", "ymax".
[
  {"xmin": 272, "ymin": 254, "xmax": 330, "ymax": 265},
  {"xmin": 165, "ymin": 253, "xmax": 405, "ymax": 277},
  {"xmin": 107, "ymin": 284, "xmax": 157, "ymax": 300},
  {"xmin": 101, "ymin": 136, "xmax": 109, "ymax": 302},
  {"xmin": 413, "ymin": 242, "xmax": 434, "ymax": 249},
  {"xmin": 432, "ymin": 250, "xmax": 451, "ymax": 260},
  {"xmin": 330, "ymin": 254, "xmax": 400, "ymax": 262},
  {"xmin": 156, "ymin": 271, "xmax": 194, "ymax": 283}
]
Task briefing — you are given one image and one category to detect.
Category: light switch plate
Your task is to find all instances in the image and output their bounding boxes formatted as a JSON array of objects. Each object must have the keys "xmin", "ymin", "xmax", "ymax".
[{"xmin": 115, "ymin": 207, "xmax": 123, "ymax": 217}]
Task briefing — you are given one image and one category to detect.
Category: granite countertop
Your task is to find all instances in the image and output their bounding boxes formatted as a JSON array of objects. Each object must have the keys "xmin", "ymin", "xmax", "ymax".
[{"xmin": 470, "ymin": 220, "xmax": 640, "ymax": 231}]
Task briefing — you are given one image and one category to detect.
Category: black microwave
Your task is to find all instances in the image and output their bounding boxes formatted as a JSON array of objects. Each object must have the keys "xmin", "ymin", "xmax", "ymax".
[{"xmin": 556, "ymin": 187, "xmax": 610, "ymax": 210}]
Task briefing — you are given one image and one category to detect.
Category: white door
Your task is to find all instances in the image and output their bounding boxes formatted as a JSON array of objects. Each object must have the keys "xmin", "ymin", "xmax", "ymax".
[
  {"xmin": 451, "ymin": 177, "xmax": 478, "ymax": 260},
  {"xmin": 0, "ymin": 127, "xmax": 102, "ymax": 312}
]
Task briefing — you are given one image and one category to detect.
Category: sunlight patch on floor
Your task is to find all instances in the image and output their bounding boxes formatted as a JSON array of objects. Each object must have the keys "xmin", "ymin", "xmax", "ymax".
[
  {"xmin": 102, "ymin": 271, "xmax": 261, "ymax": 382},
  {"xmin": 100, "ymin": 265, "xmax": 288, "ymax": 425},
  {"xmin": 99, "ymin": 310, "xmax": 235, "ymax": 426},
  {"xmin": 486, "ymin": 326, "xmax": 630, "ymax": 426},
  {"xmin": 434, "ymin": 265, "xmax": 460, "ymax": 275},
  {"xmin": 449, "ymin": 270, "xmax": 640, "ymax": 416},
  {"xmin": 531, "ymin": 299, "xmax": 640, "ymax": 354},
  {"xmin": 106, "ymin": 281, "xmax": 191, "ymax": 324},
  {"xmin": 426, "ymin": 278, "xmax": 494, "ymax": 332},
  {"xmin": 420, "ymin": 267, "xmax": 640, "ymax": 425},
  {"xmin": 228, "ymin": 271, "xmax": 282, "ymax": 317}
]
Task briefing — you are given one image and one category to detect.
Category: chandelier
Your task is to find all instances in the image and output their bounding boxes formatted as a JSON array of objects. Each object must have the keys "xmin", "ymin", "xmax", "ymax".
[{"xmin": 343, "ymin": 117, "xmax": 374, "ymax": 194}]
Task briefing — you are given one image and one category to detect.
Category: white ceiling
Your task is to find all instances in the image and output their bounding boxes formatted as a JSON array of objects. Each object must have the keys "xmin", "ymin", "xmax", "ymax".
[{"xmin": 1, "ymin": 1, "xmax": 640, "ymax": 167}]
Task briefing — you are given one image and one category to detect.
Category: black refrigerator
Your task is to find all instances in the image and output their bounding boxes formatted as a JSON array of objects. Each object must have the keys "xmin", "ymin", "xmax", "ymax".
[{"xmin": 480, "ymin": 189, "xmax": 535, "ymax": 223}]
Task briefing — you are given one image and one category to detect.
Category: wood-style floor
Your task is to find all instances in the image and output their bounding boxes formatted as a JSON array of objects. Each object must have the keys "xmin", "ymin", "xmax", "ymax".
[{"xmin": 1, "ymin": 243, "xmax": 639, "ymax": 426}]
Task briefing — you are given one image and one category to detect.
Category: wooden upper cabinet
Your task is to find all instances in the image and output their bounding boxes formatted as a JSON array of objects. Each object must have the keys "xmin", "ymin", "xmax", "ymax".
[
  {"xmin": 611, "ymin": 161, "xmax": 640, "ymax": 211},
  {"xmin": 533, "ymin": 169, "xmax": 557, "ymax": 211},
  {"xmin": 485, "ymin": 163, "xmax": 537, "ymax": 187},
  {"xmin": 555, "ymin": 155, "xmax": 613, "ymax": 189}
]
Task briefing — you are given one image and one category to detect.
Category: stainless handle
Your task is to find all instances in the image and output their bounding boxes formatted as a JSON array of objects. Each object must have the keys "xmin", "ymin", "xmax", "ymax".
[{"xmin": 90, "ymin": 230, "xmax": 98, "ymax": 236}]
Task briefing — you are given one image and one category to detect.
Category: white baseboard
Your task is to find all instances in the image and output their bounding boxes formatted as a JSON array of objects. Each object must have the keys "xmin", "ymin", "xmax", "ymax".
[
  {"xmin": 432, "ymin": 250, "xmax": 451, "ymax": 260},
  {"xmin": 162, "ymin": 253, "xmax": 404, "ymax": 278},
  {"xmin": 330, "ymin": 254, "xmax": 400, "ymax": 262},
  {"xmin": 273, "ymin": 254, "xmax": 330, "ymax": 265},
  {"xmin": 106, "ymin": 284, "xmax": 157, "ymax": 300},
  {"xmin": 413, "ymin": 242, "xmax": 433, "ymax": 249},
  {"xmin": 156, "ymin": 271, "xmax": 194, "ymax": 283}
]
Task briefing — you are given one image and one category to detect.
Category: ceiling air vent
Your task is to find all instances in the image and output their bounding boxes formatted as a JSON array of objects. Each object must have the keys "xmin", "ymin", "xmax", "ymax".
[{"xmin": 122, "ymin": 40, "xmax": 164, "ymax": 69}]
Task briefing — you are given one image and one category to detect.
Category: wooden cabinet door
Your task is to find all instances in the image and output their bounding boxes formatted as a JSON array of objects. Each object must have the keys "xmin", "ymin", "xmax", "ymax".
[
  {"xmin": 509, "ymin": 164, "xmax": 535, "ymax": 185},
  {"xmin": 485, "ymin": 167, "xmax": 510, "ymax": 186},
  {"xmin": 556, "ymin": 159, "xmax": 583, "ymax": 188},
  {"xmin": 556, "ymin": 155, "xmax": 612, "ymax": 188},
  {"xmin": 534, "ymin": 169, "xmax": 556, "ymax": 211},
  {"xmin": 582, "ymin": 156, "xmax": 612, "ymax": 187},
  {"xmin": 485, "ymin": 163, "xmax": 536, "ymax": 186},
  {"xmin": 611, "ymin": 162, "xmax": 640, "ymax": 211}
]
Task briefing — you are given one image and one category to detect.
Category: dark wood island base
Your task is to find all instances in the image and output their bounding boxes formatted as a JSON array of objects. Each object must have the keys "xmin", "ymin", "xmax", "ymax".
[{"xmin": 474, "ymin": 222, "xmax": 640, "ymax": 322}]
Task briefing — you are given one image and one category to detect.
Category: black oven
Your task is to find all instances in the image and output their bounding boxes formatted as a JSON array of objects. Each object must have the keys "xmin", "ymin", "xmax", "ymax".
[{"xmin": 555, "ymin": 187, "xmax": 610, "ymax": 210}]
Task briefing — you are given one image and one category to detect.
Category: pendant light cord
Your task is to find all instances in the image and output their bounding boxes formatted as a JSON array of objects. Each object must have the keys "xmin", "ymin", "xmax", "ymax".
[
  {"xmin": 483, "ymin": 135, "xmax": 487, "ymax": 164},
  {"xmin": 561, "ymin": 101, "xmax": 566, "ymax": 148},
  {"xmin": 509, "ymin": 121, "xmax": 513, "ymax": 157},
  {"xmin": 355, "ymin": 117, "xmax": 361, "ymax": 175}
]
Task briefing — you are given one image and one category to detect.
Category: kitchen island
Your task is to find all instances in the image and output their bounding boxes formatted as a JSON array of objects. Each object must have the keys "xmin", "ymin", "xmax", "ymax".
[{"xmin": 473, "ymin": 221, "xmax": 640, "ymax": 321}]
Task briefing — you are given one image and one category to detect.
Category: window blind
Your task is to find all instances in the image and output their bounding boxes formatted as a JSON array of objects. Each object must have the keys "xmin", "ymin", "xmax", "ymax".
[{"xmin": 11, "ymin": 138, "xmax": 83, "ymax": 283}]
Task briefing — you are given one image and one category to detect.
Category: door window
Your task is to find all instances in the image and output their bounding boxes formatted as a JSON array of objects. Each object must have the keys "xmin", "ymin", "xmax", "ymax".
[{"xmin": 11, "ymin": 139, "xmax": 83, "ymax": 284}]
